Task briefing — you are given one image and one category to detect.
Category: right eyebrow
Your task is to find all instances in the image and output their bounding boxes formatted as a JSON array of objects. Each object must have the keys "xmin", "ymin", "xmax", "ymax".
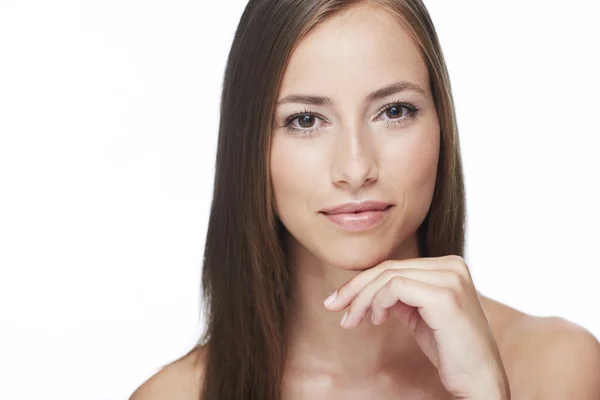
[{"xmin": 275, "ymin": 80, "xmax": 426, "ymax": 107}]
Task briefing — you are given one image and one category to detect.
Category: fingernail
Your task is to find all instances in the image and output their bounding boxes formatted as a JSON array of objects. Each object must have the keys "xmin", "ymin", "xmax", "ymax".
[
  {"xmin": 323, "ymin": 290, "xmax": 338, "ymax": 306},
  {"xmin": 340, "ymin": 310, "xmax": 348, "ymax": 327}
]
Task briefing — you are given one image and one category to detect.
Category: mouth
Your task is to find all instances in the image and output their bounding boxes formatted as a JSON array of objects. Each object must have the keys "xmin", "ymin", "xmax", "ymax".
[
  {"xmin": 319, "ymin": 204, "xmax": 393, "ymax": 232},
  {"xmin": 320, "ymin": 201, "xmax": 394, "ymax": 215}
]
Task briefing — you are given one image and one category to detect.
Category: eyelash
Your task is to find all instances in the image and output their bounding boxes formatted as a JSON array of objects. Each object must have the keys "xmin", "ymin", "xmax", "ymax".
[{"xmin": 281, "ymin": 101, "xmax": 422, "ymax": 137}]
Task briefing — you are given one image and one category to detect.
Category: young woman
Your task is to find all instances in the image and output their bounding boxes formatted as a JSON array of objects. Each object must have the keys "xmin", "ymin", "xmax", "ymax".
[{"xmin": 131, "ymin": 0, "xmax": 600, "ymax": 398}]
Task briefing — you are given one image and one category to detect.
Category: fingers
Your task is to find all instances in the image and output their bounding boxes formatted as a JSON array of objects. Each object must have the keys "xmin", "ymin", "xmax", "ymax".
[
  {"xmin": 370, "ymin": 275, "xmax": 460, "ymax": 330},
  {"xmin": 325, "ymin": 256, "xmax": 472, "ymax": 314},
  {"xmin": 336, "ymin": 268, "xmax": 464, "ymax": 329}
]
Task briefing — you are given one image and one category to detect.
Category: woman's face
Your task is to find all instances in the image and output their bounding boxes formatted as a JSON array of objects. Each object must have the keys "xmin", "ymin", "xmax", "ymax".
[{"xmin": 270, "ymin": 4, "xmax": 440, "ymax": 270}]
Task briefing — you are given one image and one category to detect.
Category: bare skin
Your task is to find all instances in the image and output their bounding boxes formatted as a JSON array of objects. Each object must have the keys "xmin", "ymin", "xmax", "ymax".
[
  {"xmin": 130, "ymin": 3, "xmax": 600, "ymax": 399},
  {"xmin": 129, "ymin": 298, "xmax": 599, "ymax": 399}
]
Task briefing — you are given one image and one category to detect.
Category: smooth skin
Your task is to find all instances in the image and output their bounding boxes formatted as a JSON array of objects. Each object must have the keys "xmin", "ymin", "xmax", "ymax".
[
  {"xmin": 130, "ymin": 3, "xmax": 600, "ymax": 399},
  {"xmin": 323, "ymin": 255, "xmax": 510, "ymax": 398}
]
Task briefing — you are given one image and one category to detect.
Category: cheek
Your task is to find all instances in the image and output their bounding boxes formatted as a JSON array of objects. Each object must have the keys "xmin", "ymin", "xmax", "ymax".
[
  {"xmin": 410, "ymin": 132, "xmax": 440, "ymax": 188},
  {"xmin": 269, "ymin": 136, "xmax": 323, "ymax": 216},
  {"xmin": 384, "ymin": 127, "xmax": 440, "ymax": 210}
]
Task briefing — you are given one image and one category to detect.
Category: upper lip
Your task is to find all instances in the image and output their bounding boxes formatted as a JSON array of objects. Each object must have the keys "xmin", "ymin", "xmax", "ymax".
[{"xmin": 319, "ymin": 200, "xmax": 393, "ymax": 215}]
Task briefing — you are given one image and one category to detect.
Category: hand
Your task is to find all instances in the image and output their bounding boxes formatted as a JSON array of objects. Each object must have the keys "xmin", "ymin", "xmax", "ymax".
[{"xmin": 323, "ymin": 255, "xmax": 511, "ymax": 399}]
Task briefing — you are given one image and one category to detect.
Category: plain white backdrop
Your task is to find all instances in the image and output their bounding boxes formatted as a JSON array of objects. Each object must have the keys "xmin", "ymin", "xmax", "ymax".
[{"xmin": 0, "ymin": 0, "xmax": 598, "ymax": 398}]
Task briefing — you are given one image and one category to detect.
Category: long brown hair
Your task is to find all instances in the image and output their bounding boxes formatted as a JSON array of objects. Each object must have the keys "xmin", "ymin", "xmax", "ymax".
[{"xmin": 197, "ymin": 0, "xmax": 466, "ymax": 398}]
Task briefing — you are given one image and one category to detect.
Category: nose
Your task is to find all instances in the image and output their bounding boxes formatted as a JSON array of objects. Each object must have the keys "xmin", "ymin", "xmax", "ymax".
[{"xmin": 330, "ymin": 126, "xmax": 379, "ymax": 190}]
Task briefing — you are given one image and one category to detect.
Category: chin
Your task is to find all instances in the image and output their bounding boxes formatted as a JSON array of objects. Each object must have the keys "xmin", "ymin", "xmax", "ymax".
[{"xmin": 319, "ymin": 245, "xmax": 397, "ymax": 271}]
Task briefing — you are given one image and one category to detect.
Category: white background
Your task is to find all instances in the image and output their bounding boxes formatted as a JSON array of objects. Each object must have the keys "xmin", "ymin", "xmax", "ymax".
[{"xmin": 0, "ymin": 0, "xmax": 598, "ymax": 399}]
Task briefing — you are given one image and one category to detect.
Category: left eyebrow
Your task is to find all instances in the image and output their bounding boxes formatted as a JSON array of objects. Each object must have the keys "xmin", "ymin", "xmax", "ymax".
[{"xmin": 275, "ymin": 80, "xmax": 426, "ymax": 107}]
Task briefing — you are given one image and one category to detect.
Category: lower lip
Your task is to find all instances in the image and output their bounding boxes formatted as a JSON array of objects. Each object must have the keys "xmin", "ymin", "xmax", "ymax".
[{"xmin": 321, "ymin": 206, "xmax": 392, "ymax": 232}]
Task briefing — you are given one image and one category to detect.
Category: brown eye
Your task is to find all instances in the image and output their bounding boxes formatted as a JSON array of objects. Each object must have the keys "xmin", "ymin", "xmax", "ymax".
[
  {"xmin": 282, "ymin": 111, "xmax": 326, "ymax": 136},
  {"xmin": 298, "ymin": 115, "xmax": 315, "ymax": 128},
  {"xmin": 385, "ymin": 105, "xmax": 405, "ymax": 119}
]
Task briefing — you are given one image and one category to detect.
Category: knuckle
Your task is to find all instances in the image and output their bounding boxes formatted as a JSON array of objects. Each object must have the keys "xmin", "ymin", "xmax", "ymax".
[
  {"xmin": 440, "ymin": 287, "xmax": 461, "ymax": 310},
  {"xmin": 380, "ymin": 268, "xmax": 399, "ymax": 280},
  {"xmin": 448, "ymin": 271, "xmax": 464, "ymax": 292},
  {"xmin": 389, "ymin": 276, "xmax": 405, "ymax": 292},
  {"xmin": 351, "ymin": 290, "xmax": 371, "ymax": 313},
  {"xmin": 371, "ymin": 292, "xmax": 383, "ymax": 310},
  {"xmin": 354, "ymin": 294, "xmax": 370, "ymax": 313},
  {"xmin": 447, "ymin": 254, "xmax": 472, "ymax": 281},
  {"xmin": 449, "ymin": 254, "xmax": 465, "ymax": 264},
  {"xmin": 449, "ymin": 255, "xmax": 467, "ymax": 270},
  {"xmin": 379, "ymin": 259, "xmax": 396, "ymax": 270}
]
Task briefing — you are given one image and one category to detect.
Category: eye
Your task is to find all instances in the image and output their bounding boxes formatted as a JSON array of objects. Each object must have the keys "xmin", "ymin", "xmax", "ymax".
[
  {"xmin": 281, "ymin": 109, "xmax": 327, "ymax": 137},
  {"xmin": 375, "ymin": 102, "xmax": 422, "ymax": 129}
]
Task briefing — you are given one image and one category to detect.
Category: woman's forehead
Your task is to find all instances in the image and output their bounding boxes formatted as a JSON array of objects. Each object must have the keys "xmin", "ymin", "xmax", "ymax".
[{"xmin": 278, "ymin": 5, "xmax": 428, "ymax": 103}]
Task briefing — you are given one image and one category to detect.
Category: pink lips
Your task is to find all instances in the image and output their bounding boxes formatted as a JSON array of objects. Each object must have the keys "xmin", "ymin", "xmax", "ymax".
[{"xmin": 319, "ymin": 201, "xmax": 393, "ymax": 232}]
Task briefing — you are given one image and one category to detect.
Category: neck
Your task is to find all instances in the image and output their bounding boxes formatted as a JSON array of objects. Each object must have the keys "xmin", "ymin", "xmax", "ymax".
[{"xmin": 283, "ymin": 231, "xmax": 427, "ymax": 382}]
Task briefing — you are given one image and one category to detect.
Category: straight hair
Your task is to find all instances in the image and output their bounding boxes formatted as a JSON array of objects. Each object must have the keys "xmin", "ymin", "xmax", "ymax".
[{"xmin": 197, "ymin": 0, "xmax": 466, "ymax": 398}]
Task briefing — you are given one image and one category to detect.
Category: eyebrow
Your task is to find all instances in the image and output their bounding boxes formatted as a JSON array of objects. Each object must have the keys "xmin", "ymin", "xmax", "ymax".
[{"xmin": 275, "ymin": 81, "xmax": 426, "ymax": 107}]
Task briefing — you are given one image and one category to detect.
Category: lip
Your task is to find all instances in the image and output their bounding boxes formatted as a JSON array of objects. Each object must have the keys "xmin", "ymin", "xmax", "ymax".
[
  {"xmin": 319, "ymin": 201, "xmax": 394, "ymax": 232},
  {"xmin": 320, "ymin": 200, "xmax": 393, "ymax": 215}
]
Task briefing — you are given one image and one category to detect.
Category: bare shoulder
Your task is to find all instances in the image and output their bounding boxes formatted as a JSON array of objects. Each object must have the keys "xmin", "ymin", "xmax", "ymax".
[
  {"xmin": 129, "ymin": 345, "xmax": 207, "ymax": 400},
  {"xmin": 479, "ymin": 294, "xmax": 600, "ymax": 398},
  {"xmin": 514, "ymin": 314, "xmax": 600, "ymax": 398}
]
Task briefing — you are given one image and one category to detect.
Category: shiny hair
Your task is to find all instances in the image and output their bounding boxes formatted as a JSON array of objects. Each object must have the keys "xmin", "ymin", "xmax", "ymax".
[{"xmin": 197, "ymin": 0, "xmax": 466, "ymax": 398}]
